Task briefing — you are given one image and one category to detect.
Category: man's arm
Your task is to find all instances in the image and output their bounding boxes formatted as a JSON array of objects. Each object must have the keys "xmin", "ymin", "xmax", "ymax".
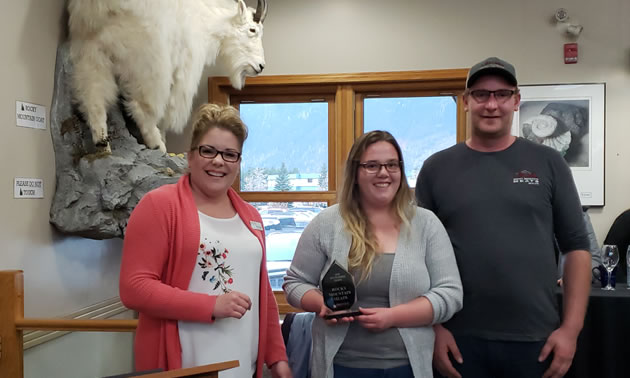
[
  {"xmin": 560, "ymin": 249, "xmax": 591, "ymax": 336},
  {"xmin": 540, "ymin": 249, "xmax": 591, "ymax": 378}
]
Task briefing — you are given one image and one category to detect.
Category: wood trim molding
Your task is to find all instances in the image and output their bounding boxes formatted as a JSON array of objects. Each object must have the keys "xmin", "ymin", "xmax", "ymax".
[
  {"xmin": 209, "ymin": 77, "xmax": 229, "ymax": 105},
  {"xmin": 211, "ymin": 69, "xmax": 468, "ymax": 88},
  {"xmin": 273, "ymin": 291, "xmax": 301, "ymax": 314},
  {"xmin": 0, "ymin": 270, "xmax": 24, "ymax": 377},
  {"xmin": 141, "ymin": 360, "xmax": 239, "ymax": 378},
  {"xmin": 21, "ymin": 297, "xmax": 134, "ymax": 350},
  {"xmin": 209, "ymin": 70, "xmax": 468, "ymax": 99},
  {"xmin": 327, "ymin": 97, "xmax": 337, "ymax": 194},
  {"xmin": 237, "ymin": 191, "xmax": 336, "ymax": 203},
  {"xmin": 354, "ymin": 93, "xmax": 365, "ymax": 138},
  {"xmin": 335, "ymin": 85, "xmax": 355, "ymax": 191}
]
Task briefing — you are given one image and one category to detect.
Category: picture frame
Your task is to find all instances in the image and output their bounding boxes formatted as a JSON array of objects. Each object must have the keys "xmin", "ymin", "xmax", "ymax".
[{"xmin": 511, "ymin": 83, "xmax": 605, "ymax": 206}]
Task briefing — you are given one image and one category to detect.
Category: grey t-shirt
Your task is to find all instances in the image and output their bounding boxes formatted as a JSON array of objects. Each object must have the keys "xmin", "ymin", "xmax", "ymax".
[
  {"xmin": 334, "ymin": 253, "xmax": 409, "ymax": 368},
  {"xmin": 416, "ymin": 138, "xmax": 589, "ymax": 341}
]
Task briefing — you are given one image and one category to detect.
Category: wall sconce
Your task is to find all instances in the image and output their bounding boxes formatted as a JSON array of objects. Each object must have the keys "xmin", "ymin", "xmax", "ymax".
[{"xmin": 554, "ymin": 8, "xmax": 583, "ymax": 38}]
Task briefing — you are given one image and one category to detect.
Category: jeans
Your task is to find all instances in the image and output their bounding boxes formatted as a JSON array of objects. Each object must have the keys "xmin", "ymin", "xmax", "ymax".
[
  {"xmin": 436, "ymin": 335, "xmax": 552, "ymax": 378},
  {"xmin": 333, "ymin": 364, "xmax": 414, "ymax": 378}
]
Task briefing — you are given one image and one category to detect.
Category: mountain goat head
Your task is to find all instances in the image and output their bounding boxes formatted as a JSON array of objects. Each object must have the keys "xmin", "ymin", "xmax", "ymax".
[{"xmin": 68, "ymin": 0, "xmax": 268, "ymax": 153}]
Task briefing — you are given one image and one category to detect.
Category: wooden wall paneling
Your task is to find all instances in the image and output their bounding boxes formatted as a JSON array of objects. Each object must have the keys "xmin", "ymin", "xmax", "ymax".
[{"xmin": 0, "ymin": 270, "xmax": 24, "ymax": 377}]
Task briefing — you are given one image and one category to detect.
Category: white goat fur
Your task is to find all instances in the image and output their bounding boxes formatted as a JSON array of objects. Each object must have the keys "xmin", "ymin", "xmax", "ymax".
[{"xmin": 68, "ymin": 0, "xmax": 266, "ymax": 152}]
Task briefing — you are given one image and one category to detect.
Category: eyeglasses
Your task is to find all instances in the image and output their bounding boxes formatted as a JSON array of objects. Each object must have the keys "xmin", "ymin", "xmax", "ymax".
[
  {"xmin": 358, "ymin": 160, "xmax": 402, "ymax": 174},
  {"xmin": 468, "ymin": 89, "xmax": 516, "ymax": 103},
  {"xmin": 193, "ymin": 145, "xmax": 241, "ymax": 162}
]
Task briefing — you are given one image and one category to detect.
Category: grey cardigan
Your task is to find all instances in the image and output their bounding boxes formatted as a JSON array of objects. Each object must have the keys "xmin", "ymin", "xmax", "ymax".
[{"xmin": 283, "ymin": 205, "xmax": 463, "ymax": 377}]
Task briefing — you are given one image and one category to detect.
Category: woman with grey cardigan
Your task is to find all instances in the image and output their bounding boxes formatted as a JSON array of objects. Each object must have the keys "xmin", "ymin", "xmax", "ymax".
[{"xmin": 283, "ymin": 131, "xmax": 463, "ymax": 378}]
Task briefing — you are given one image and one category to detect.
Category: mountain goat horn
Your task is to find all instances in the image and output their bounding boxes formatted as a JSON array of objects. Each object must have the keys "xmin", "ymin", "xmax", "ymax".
[{"xmin": 253, "ymin": 0, "xmax": 267, "ymax": 23}]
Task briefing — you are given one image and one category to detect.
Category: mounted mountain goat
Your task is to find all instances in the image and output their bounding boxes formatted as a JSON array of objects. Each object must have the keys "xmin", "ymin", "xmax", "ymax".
[{"xmin": 68, "ymin": 0, "xmax": 267, "ymax": 152}]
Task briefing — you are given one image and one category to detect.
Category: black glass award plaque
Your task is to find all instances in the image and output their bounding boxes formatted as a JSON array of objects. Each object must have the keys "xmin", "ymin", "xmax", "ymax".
[{"xmin": 321, "ymin": 261, "xmax": 362, "ymax": 319}]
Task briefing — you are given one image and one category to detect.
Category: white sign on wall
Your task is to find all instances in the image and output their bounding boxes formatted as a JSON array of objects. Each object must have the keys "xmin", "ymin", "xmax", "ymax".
[
  {"xmin": 14, "ymin": 178, "xmax": 44, "ymax": 199},
  {"xmin": 16, "ymin": 100, "xmax": 46, "ymax": 130}
]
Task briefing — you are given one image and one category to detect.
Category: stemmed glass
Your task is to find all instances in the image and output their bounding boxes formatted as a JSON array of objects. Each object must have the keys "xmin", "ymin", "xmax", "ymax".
[{"xmin": 601, "ymin": 245, "xmax": 619, "ymax": 291}]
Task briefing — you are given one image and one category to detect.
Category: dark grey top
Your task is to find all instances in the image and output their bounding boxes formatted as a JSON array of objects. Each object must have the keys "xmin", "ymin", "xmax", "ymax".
[
  {"xmin": 416, "ymin": 138, "xmax": 589, "ymax": 341},
  {"xmin": 334, "ymin": 254, "xmax": 408, "ymax": 369}
]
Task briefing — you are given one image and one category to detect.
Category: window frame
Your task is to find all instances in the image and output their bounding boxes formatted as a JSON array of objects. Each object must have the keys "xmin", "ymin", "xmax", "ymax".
[
  {"xmin": 209, "ymin": 69, "xmax": 468, "ymax": 313},
  {"xmin": 232, "ymin": 93, "xmax": 337, "ymax": 202}
]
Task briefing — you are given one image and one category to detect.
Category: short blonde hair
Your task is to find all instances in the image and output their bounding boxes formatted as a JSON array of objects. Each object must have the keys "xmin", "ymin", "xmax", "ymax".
[
  {"xmin": 339, "ymin": 130, "xmax": 415, "ymax": 281},
  {"xmin": 189, "ymin": 103, "xmax": 248, "ymax": 150}
]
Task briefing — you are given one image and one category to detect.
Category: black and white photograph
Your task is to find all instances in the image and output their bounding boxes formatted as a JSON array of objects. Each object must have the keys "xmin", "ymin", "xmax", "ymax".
[
  {"xmin": 512, "ymin": 83, "xmax": 605, "ymax": 206},
  {"xmin": 519, "ymin": 100, "xmax": 590, "ymax": 167}
]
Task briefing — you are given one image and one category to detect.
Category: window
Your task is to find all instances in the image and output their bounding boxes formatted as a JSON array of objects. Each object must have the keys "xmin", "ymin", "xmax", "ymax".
[
  {"xmin": 239, "ymin": 102, "xmax": 329, "ymax": 192},
  {"xmin": 363, "ymin": 96, "xmax": 458, "ymax": 188},
  {"xmin": 256, "ymin": 201, "xmax": 327, "ymax": 290},
  {"xmin": 210, "ymin": 69, "xmax": 467, "ymax": 312}
]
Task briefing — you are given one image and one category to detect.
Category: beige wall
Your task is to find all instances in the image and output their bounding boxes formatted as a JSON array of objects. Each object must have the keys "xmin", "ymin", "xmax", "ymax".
[
  {"xmin": 1, "ymin": 0, "xmax": 628, "ymax": 376},
  {"xmin": 0, "ymin": 1, "xmax": 133, "ymax": 376},
  {"xmin": 1, "ymin": 0, "xmax": 126, "ymax": 317}
]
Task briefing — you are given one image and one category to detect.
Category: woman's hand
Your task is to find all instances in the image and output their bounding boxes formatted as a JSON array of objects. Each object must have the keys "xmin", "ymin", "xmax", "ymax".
[
  {"xmin": 316, "ymin": 303, "xmax": 356, "ymax": 326},
  {"xmin": 300, "ymin": 289, "xmax": 354, "ymax": 325},
  {"xmin": 270, "ymin": 360, "xmax": 292, "ymax": 378},
  {"xmin": 356, "ymin": 307, "xmax": 394, "ymax": 332},
  {"xmin": 212, "ymin": 291, "xmax": 251, "ymax": 319}
]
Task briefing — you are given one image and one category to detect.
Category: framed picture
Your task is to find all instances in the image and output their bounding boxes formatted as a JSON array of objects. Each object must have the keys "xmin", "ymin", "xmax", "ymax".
[{"xmin": 511, "ymin": 83, "xmax": 605, "ymax": 206}]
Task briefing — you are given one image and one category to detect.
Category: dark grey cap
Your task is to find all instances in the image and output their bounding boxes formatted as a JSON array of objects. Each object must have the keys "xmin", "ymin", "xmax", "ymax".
[{"xmin": 466, "ymin": 57, "xmax": 517, "ymax": 88}]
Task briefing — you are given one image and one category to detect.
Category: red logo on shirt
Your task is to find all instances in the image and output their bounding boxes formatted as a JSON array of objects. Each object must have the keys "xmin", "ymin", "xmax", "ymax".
[{"xmin": 513, "ymin": 170, "xmax": 540, "ymax": 185}]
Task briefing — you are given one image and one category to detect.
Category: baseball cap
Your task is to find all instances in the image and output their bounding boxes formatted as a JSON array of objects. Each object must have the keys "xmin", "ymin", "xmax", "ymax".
[{"xmin": 466, "ymin": 57, "xmax": 517, "ymax": 88}]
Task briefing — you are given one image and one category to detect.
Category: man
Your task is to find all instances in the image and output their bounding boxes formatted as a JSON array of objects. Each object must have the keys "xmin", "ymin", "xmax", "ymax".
[{"xmin": 415, "ymin": 57, "xmax": 592, "ymax": 378}]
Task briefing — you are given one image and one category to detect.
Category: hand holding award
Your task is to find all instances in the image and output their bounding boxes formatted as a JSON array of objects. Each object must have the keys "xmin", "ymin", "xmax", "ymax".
[{"xmin": 321, "ymin": 260, "xmax": 362, "ymax": 320}]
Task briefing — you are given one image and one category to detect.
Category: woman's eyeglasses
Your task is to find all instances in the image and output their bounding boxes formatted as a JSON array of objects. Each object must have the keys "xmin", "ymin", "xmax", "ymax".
[
  {"xmin": 358, "ymin": 160, "xmax": 402, "ymax": 174},
  {"xmin": 194, "ymin": 145, "xmax": 241, "ymax": 162}
]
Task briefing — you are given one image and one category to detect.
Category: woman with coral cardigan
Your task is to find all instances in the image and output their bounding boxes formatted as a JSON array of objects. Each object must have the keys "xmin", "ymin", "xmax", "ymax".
[{"xmin": 120, "ymin": 104, "xmax": 291, "ymax": 378}]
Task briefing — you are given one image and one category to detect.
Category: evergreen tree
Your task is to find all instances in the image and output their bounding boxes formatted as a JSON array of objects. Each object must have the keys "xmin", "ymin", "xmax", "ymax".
[
  {"xmin": 243, "ymin": 167, "xmax": 268, "ymax": 191},
  {"xmin": 265, "ymin": 167, "xmax": 279, "ymax": 176},
  {"xmin": 318, "ymin": 164, "xmax": 328, "ymax": 190},
  {"xmin": 274, "ymin": 162, "xmax": 292, "ymax": 191}
]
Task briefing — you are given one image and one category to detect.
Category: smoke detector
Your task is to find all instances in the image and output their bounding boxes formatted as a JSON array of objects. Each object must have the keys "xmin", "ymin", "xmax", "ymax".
[{"xmin": 555, "ymin": 8, "xmax": 569, "ymax": 23}]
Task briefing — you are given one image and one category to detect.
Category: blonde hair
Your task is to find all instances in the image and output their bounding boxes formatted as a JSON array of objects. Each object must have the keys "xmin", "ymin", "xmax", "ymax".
[
  {"xmin": 339, "ymin": 130, "xmax": 415, "ymax": 281},
  {"xmin": 189, "ymin": 103, "xmax": 248, "ymax": 150}
]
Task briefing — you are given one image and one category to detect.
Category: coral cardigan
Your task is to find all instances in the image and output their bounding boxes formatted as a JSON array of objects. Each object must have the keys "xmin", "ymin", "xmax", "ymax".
[{"xmin": 120, "ymin": 174, "xmax": 287, "ymax": 376}]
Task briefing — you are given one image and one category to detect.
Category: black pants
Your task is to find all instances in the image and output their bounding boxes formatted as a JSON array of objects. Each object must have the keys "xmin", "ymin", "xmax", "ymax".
[{"xmin": 437, "ymin": 335, "xmax": 552, "ymax": 378}]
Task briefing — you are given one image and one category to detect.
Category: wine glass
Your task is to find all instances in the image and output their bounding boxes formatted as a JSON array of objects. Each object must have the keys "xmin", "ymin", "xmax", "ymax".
[{"xmin": 601, "ymin": 245, "xmax": 619, "ymax": 291}]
